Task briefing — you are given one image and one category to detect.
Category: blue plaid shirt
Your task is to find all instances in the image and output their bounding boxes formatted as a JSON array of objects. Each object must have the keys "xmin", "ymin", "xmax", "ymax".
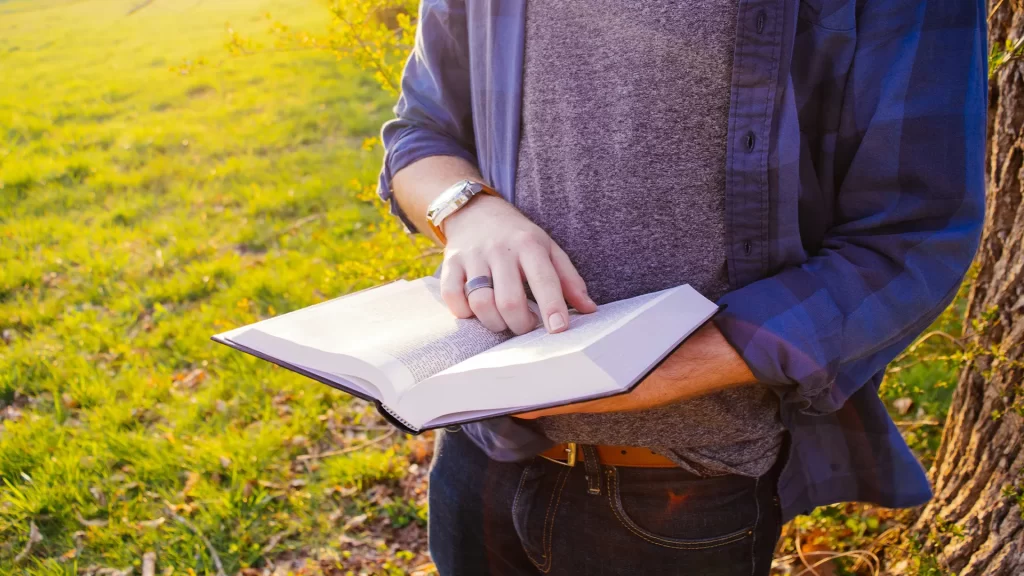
[{"xmin": 377, "ymin": 0, "xmax": 987, "ymax": 521}]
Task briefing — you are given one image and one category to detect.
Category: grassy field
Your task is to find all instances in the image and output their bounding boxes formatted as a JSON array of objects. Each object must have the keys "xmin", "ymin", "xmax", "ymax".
[
  {"xmin": 0, "ymin": 0, "xmax": 437, "ymax": 573},
  {"xmin": 0, "ymin": 0, "xmax": 967, "ymax": 574}
]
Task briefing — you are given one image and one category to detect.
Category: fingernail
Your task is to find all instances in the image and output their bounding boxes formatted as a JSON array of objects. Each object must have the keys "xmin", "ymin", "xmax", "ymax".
[{"xmin": 548, "ymin": 313, "xmax": 566, "ymax": 331}]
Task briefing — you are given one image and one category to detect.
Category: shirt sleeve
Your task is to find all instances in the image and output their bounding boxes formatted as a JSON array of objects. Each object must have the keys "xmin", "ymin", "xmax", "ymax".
[
  {"xmin": 715, "ymin": 0, "xmax": 988, "ymax": 416},
  {"xmin": 377, "ymin": 0, "xmax": 478, "ymax": 233}
]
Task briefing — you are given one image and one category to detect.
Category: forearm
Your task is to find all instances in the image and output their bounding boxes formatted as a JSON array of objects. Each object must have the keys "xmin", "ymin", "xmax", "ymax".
[
  {"xmin": 391, "ymin": 155, "xmax": 483, "ymax": 243},
  {"xmin": 516, "ymin": 323, "xmax": 758, "ymax": 418},
  {"xmin": 640, "ymin": 322, "xmax": 759, "ymax": 405}
]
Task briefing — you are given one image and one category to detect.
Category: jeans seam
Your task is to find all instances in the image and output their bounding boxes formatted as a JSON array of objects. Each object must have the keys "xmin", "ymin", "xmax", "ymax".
[
  {"xmin": 511, "ymin": 461, "xmax": 532, "ymax": 524},
  {"xmin": 540, "ymin": 467, "xmax": 571, "ymax": 573},
  {"xmin": 606, "ymin": 469, "xmax": 753, "ymax": 550},
  {"xmin": 521, "ymin": 466, "xmax": 569, "ymax": 573}
]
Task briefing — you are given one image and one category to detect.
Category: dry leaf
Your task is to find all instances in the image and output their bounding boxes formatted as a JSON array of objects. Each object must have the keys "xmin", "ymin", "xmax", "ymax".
[
  {"xmin": 242, "ymin": 479, "xmax": 256, "ymax": 499},
  {"xmin": 142, "ymin": 551, "xmax": 156, "ymax": 576},
  {"xmin": 182, "ymin": 471, "xmax": 201, "ymax": 496},
  {"xmin": 176, "ymin": 369, "xmax": 206, "ymax": 390},
  {"xmin": 342, "ymin": 514, "xmax": 367, "ymax": 532},
  {"xmin": 90, "ymin": 485, "xmax": 107, "ymax": 507},
  {"xmin": 893, "ymin": 397, "xmax": 913, "ymax": 415},
  {"xmin": 137, "ymin": 517, "xmax": 165, "ymax": 529}
]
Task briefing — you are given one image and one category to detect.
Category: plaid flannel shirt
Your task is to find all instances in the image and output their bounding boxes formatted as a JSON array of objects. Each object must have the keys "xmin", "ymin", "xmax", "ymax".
[{"xmin": 377, "ymin": 0, "xmax": 987, "ymax": 521}]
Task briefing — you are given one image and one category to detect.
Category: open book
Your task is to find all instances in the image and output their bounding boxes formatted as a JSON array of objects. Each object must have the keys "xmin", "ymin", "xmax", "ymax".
[{"xmin": 213, "ymin": 278, "xmax": 720, "ymax": 433}]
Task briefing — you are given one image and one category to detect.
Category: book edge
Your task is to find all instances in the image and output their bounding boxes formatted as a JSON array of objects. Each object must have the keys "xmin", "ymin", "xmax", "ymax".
[
  {"xmin": 210, "ymin": 334, "xmax": 381, "ymax": 404},
  {"xmin": 412, "ymin": 303, "xmax": 726, "ymax": 432}
]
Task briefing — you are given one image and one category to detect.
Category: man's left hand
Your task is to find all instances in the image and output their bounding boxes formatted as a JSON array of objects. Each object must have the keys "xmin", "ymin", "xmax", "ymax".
[{"xmin": 514, "ymin": 322, "xmax": 758, "ymax": 419}]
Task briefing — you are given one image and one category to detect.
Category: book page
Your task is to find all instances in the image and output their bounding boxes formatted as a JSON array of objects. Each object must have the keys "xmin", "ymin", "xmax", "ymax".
[
  {"xmin": 437, "ymin": 288, "xmax": 669, "ymax": 373},
  {"xmin": 229, "ymin": 278, "xmax": 514, "ymax": 397}
]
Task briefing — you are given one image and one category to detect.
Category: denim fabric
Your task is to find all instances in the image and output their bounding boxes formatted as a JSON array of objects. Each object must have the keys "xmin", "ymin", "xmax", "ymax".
[
  {"xmin": 379, "ymin": 0, "xmax": 989, "ymax": 520},
  {"xmin": 429, "ymin": 430, "xmax": 782, "ymax": 575}
]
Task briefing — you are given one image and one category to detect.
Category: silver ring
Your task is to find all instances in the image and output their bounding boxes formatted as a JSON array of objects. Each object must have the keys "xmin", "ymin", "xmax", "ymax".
[{"xmin": 464, "ymin": 275, "xmax": 494, "ymax": 297}]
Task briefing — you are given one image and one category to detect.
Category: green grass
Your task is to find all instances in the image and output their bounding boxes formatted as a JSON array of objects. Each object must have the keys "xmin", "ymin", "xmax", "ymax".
[{"xmin": 0, "ymin": 0, "xmax": 436, "ymax": 573}]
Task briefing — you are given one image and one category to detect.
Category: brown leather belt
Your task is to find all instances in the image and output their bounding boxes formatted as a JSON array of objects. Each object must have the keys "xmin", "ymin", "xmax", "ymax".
[{"xmin": 539, "ymin": 442, "xmax": 677, "ymax": 468}]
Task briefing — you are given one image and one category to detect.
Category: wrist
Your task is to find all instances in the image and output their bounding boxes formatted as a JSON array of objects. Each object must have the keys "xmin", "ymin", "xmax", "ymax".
[
  {"xmin": 426, "ymin": 180, "xmax": 502, "ymax": 244},
  {"xmin": 441, "ymin": 194, "xmax": 506, "ymax": 240}
]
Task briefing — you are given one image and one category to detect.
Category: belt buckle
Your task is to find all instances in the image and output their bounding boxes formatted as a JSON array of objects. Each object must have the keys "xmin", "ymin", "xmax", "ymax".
[{"xmin": 540, "ymin": 442, "xmax": 577, "ymax": 467}]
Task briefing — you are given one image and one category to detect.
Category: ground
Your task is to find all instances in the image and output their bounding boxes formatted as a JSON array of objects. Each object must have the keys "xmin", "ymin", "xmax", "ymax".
[{"xmin": 0, "ymin": 0, "xmax": 965, "ymax": 574}]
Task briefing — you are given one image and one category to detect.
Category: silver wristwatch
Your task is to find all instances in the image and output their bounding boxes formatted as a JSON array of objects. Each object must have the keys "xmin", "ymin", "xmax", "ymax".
[{"xmin": 426, "ymin": 179, "xmax": 499, "ymax": 243}]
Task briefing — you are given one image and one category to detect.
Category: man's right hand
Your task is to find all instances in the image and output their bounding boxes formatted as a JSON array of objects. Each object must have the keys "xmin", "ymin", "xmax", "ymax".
[{"xmin": 438, "ymin": 195, "xmax": 597, "ymax": 335}]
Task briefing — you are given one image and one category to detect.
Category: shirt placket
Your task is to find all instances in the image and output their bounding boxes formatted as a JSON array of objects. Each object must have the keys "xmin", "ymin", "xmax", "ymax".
[{"xmin": 724, "ymin": 0, "xmax": 786, "ymax": 288}]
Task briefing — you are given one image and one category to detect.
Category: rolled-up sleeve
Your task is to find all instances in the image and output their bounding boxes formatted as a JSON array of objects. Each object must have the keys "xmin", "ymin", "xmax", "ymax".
[
  {"xmin": 377, "ymin": 0, "xmax": 478, "ymax": 232},
  {"xmin": 716, "ymin": 0, "xmax": 987, "ymax": 415}
]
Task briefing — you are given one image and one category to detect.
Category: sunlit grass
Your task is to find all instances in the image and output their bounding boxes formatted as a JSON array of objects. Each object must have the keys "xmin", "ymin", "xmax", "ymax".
[{"xmin": 1, "ymin": 0, "xmax": 435, "ymax": 573}]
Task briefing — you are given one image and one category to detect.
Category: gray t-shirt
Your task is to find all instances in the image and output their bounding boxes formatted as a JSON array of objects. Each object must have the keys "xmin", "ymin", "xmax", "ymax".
[{"xmin": 514, "ymin": 0, "xmax": 785, "ymax": 477}]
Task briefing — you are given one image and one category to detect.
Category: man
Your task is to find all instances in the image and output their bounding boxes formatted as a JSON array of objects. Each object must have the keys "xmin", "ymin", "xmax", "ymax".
[{"xmin": 377, "ymin": 1, "xmax": 987, "ymax": 574}]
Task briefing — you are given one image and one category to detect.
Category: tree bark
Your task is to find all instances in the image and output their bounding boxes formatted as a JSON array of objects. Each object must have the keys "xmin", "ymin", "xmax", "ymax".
[{"xmin": 903, "ymin": 3, "xmax": 1024, "ymax": 574}]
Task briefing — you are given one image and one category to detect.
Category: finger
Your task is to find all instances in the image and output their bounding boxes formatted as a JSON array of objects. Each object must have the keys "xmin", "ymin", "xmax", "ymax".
[
  {"xmin": 489, "ymin": 252, "xmax": 537, "ymax": 335},
  {"xmin": 439, "ymin": 255, "xmax": 472, "ymax": 319},
  {"xmin": 519, "ymin": 244, "xmax": 570, "ymax": 333},
  {"xmin": 550, "ymin": 244, "xmax": 597, "ymax": 313},
  {"xmin": 464, "ymin": 257, "xmax": 508, "ymax": 333}
]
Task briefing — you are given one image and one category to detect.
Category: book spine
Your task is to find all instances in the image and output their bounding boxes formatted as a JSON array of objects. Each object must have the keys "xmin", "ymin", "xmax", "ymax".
[{"xmin": 374, "ymin": 401, "xmax": 421, "ymax": 435}]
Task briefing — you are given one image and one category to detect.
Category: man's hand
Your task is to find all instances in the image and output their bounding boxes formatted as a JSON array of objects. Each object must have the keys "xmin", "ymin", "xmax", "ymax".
[
  {"xmin": 439, "ymin": 194, "xmax": 597, "ymax": 334},
  {"xmin": 515, "ymin": 323, "xmax": 758, "ymax": 418},
  {"xmin": 390, "ymin": 157, "xmax": 597, "ymax": 333}
]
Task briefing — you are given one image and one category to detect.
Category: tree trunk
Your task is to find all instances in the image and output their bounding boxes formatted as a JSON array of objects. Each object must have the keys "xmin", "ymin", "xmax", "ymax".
[{"xmin": 903, "ymin": 4, "xmax": 1024, "ymax": 574}]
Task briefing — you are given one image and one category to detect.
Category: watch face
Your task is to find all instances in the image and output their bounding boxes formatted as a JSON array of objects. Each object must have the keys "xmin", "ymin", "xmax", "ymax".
[{"xmin": 428, "ymin": 180, "xmax": 474, "ymax": 223}]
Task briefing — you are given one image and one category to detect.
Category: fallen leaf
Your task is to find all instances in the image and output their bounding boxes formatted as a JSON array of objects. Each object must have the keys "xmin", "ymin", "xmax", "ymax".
[
  {"xmin": 61, "ymin": 393, "xmax": 79, "ymax": 409},
  {"xmin": 342, "ymin": 514, "xmax": 367, "ymax": 532},
  {"xmin": 178, "ymin": 369, "xmax": 205, "ymax": 389},
  {"xmin": 137, "ymin": 517, "xmax": 165, "ymax": 529},
  {"xmin": 90, "ymin": 486, "xmax": 107, "ymax": 507},
  {"xmin": 141, "ymin": 551, "xmax": 156, "ymax": 576},
  {"xmin": 893, "ymin": 397, "xmax": 913, "ymax": 415},
  {"xmin": 182, "ymin": 471, "xmax": 200, "ymax": 496},
  {"xmin": 242, "ymin": 479, "xmax": 256, "ymax": 499}
]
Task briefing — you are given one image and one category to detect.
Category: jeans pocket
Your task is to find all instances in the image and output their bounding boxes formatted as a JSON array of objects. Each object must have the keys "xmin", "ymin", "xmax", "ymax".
[
  {"xmin": 605, "ymin": 467, "xmax": 756, "ymax": 550},
  {"xmin": 511, "ymin": 461, "xmax": 570, "ymax": 571}
]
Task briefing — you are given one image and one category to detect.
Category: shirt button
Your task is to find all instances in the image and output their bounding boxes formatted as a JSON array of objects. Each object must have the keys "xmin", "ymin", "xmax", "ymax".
[
  {"xmin": 756, "ymin": 11, "xmax": 766, "ymax": 34},
  {"xmin": 744, "ymin": 240, "xmax": 752, "ymax": 255},
  {"xmin": 745, "ymin": 131, "xmax": 756, "ymax": 152}
]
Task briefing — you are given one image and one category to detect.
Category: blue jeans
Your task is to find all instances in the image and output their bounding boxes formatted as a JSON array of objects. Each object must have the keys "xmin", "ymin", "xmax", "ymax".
[{"xmin": 428, "ymin": 429, "xmax": 783, "ymax": 576}]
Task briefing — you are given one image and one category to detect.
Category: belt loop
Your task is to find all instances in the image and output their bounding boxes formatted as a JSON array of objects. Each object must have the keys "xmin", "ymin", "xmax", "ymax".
[{"xmin": 581, "ymin": 445, "xmax": 602, "ymax": 495}]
